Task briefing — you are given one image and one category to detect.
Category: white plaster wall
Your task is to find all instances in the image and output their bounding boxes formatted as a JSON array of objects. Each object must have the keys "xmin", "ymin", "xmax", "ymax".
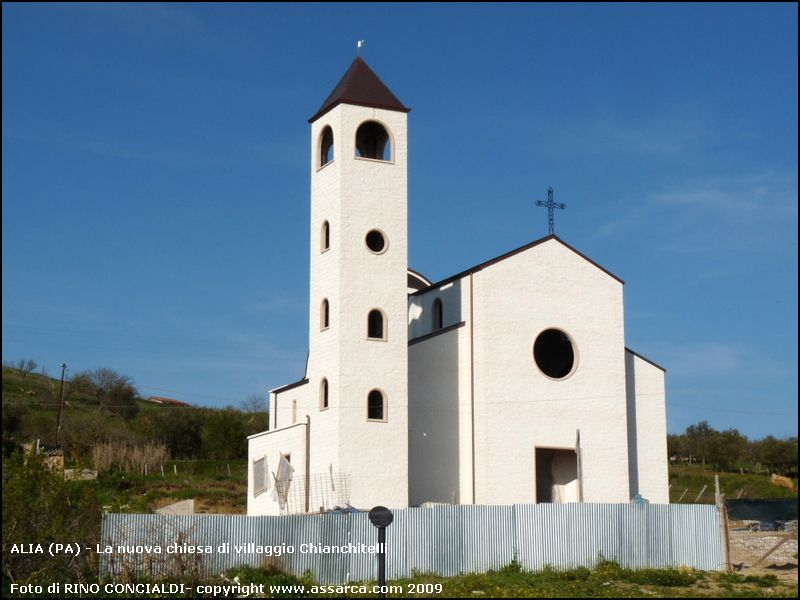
[
  {"xmin": 271, "ymin": 384, "xmax": 309, "ymax": 431},
  {"xmin": 306, "ymin": 108, "xmax": 345, "ymax": 486},
  {"xmin": 308, "ymin": 104, "xmax": 409, "ymax": 510},
  {"xmin": 408, "ymin": 280, "xmax": 464, "ymax": 339},
  {"xmin": 267, "ymin": 380, "xmax": 340, "ymax": 494},
  {"xmin": 625, "ymin": 351, "xmax": 669, "ymax": 503},
  {"xmin": 408, "ymin": 325, "xmax": 471, "ymax": 505},
  {"xmin": 247, "ymin": 424, "xmax": 308, "ymax": 516},
  {"xmin": 408, "ymin": 278, "xmax": 473, "ymax": 505},
  {"xmin": 470, "ymin": 239, "xmax": 630, "ymax": 504}
]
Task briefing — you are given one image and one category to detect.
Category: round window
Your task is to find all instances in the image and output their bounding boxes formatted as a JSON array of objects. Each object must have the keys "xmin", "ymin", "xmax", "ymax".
[
  {"xmin": 366, "ymin": 230, "xmax": 387, "ymax": 254},
  {"xmin": 533, "ymin": 329, "xmax": 576, "ymax": 379}
]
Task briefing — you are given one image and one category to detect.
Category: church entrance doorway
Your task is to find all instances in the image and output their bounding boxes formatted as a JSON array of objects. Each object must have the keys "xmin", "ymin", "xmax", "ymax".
[{"xmin": 535, "ymin": 448, "xmax": 579, "ymax": 503}]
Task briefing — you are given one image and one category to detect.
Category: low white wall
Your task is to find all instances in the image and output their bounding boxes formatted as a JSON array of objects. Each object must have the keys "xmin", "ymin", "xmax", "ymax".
[{"xmin": 247, "ymin": 423, "xmax": 308, "ymax": 516}]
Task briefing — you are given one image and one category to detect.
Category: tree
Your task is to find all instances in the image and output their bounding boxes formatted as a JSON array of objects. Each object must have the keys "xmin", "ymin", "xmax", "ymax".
[
  {"xmin": 754, "ymin": 436, "xmax": 798, "ymax": 474},
  {"xmin": 1, "ymin": 403, "xmax": 29, "ymax": 456},
  {"xmin": 60, "ymin": 411, "xmax": 136, "ymax": 461},
  {"xmin": 240, "ymin": 394, "xmax": 269, "ymax": 435},
  {"xmin": 17, "ymin": 411, "xmax": 56, "ymax": 448},
  {"xmin": 153, "ymin": 408, "xmax": 205, "ymax": 459},
  {"xmin": 670, "ymin": 421, "xmax": 797, "ymax": 474},
  {"xmin": 66, "ymin": 372, "xmax": 94, "ymax": 402},
  {"xmin": 710, "ymin": 428, "xmax": 749, "ymax": 471},
  {"xmin": 685, "ymin": 421, "xmax": 715, "ymax": 465},
  {"xmin": 240, "ymin": 393, "xmax": 268, "ymax": 414},
  {"xmin": 15, "ymin": 359, "xmax": 37, "ymax": 380},
  {"xmin": 667, "ymin": 433, "xmax": 686, "ymax": 459},
  {"xmin": 201, "ymin": 409, "xmax": 247, "ymax": 460},
  {"xmin": 74, "ymin": 368, "xmax": 139, "ymax": 419}
]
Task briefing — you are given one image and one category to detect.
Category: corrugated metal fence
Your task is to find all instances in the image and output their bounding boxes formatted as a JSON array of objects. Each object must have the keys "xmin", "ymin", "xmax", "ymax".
[{"xmin": 100, "ymin": 503, "xmax": 722, "ymax": 583}]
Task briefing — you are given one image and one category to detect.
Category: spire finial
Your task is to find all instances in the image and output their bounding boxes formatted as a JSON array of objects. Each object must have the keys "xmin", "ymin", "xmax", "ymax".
[{"xmin": 357, "ymin": 40, "xmax": 365, "ymax": 57}]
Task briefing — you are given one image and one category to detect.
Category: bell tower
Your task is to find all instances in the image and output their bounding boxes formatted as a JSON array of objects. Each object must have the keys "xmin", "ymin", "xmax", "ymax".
[{"xmin": 306, "ymin": 57, "xmax": 410, "ymax": 508}]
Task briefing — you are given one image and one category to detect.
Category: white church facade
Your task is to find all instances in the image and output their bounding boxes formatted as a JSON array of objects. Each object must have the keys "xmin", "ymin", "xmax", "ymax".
[{"xmin": 247, "ymin": 58, "xmax": 669, "ymax": 516}]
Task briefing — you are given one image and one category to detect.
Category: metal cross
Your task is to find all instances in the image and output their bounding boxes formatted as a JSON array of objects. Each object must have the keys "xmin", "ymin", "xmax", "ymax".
[{"xmin": 535, "ymin": 187, "xmax": 566, "ymax": 236}]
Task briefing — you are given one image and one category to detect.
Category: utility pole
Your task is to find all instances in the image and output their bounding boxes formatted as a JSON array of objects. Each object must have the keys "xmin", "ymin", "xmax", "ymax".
[{"xmin": 55, "ymin": 362, "xmax": 67, "ymax": 446}]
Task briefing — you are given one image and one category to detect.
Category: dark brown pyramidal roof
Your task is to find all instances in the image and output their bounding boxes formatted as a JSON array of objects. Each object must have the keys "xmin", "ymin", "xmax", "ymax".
[{"xmin": 308, "ymin": 57, "xmax": 410, "ymax": 123}]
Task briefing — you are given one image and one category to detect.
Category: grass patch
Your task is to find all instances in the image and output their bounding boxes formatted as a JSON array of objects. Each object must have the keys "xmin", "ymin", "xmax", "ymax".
[
  {"xmin": 719, "ymin": 572, "xmax": 781, "ymax": 587},
  {"xmin": 621, "ymin": 567, "xmax": 698, "ymax": 587},
  {"xmin": 3, "ymin": 560, "xmax": 797, "ymax": 597},
  {"xmin": 670, "ymin": 464, "xmax": 797, "ymax": 503},
  {"xmin": 91, "ymin": 461, "xmax": 247, "ymax": 513},
  {"xmin": 376, "ymin": 562, "xmax": 794, "ymax": 598}
]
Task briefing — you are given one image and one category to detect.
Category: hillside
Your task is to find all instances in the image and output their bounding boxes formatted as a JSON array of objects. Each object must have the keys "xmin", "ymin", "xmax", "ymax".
[
  {"xmin": 1, "ymin": 365, "xmax": 268, "ymax": 461},
  {"xmin": 669, "ymin": 464, "xmax": 797, "ymax": 503},
  {"xmin": 2, "ymin": 365, "xmax": 260, "ymax": 513}
]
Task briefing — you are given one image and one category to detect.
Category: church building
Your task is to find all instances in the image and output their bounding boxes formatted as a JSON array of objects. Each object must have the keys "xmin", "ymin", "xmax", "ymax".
[{"xmin": 247, "ymin": 57, "xmax": 669, "ymax": 515}]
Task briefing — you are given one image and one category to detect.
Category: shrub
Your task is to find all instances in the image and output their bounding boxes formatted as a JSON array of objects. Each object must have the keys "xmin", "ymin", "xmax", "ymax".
[
  {"xmin": 499, "ymin": 559, "xmax": 523, "ymax": 574},
  {"xmin": 624, "ymin": 567, "xmax": 697, "ymax": 586},
  {"xmin": 743, "ymin": 574, "xmax": 779, "ymax": 587},
  {"xmin": 2, "ymin": 452, "xmax": 100, "ymax": 586},
  {"xmin": 591, "ymin": 558, "xmax": 622, "ymax": 580}
]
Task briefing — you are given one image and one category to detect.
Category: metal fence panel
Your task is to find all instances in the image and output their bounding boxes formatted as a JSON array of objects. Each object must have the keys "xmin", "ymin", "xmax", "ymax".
[
  {"xmin": 100, "ymin": 503, "xmax": 722, "ymax": 582},
  {"xmin": 647, "ymin": 503, "xmax": 672, "ymax": 567},
  {"xmin": 406, "ymin": 505, "xmax": 463, "ymax": 577},
  {"xmin": 349, "ymin": 512, "xmax": 380, "ymax": 583},
  {"xmin": 461, "ymin": 504, "xmax": 515, "ymax": 574},
  {"xmin": 669, "ymin": 503, "xmax": 722, "ymax": 571}
]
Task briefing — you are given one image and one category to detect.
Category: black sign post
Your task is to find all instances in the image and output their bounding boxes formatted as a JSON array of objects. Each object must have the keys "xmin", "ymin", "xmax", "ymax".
[{"xmin": 368, "ymin": 506, "xmax": 393, "ymax": 598}]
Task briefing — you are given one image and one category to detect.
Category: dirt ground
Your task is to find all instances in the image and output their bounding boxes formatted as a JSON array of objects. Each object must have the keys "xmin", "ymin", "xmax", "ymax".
[{"xmin": 728, "ymin": 521, "xmax": 798, "ymax": 583}]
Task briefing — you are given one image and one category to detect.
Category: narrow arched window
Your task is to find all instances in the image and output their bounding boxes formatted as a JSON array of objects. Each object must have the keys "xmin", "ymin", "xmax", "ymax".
[
  {"xmin": 320, "ymin": 126, "xmax": 334, "ymax": 167},
  {"xmin": 367, "ymin": 309, "xmax": 385, "ymax": 340},
  {"xmin": 367, "ymin": 389, "xmax": 386, "ymax": 421},
  {"xmin": 432, "ymin": 298, "xmax": 443, "ymax": 331},
  {"xmin": 321, "ymin": 298, "xmax": 329, "ymax": 330},
  {"xmin": 320, "ymin": 378, "xmax": 329, "ymax": 410},
  {"xmin": 355, "ymin": 121, "xmax": 391, "ymax": 161},
  {"xmin": 321, "ymin": 221, "xmax": 330, "ymax": 252}
]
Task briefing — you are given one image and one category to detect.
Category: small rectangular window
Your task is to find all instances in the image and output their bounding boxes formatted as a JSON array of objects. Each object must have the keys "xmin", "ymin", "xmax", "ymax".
[
  {"xmin": 320, "ymin": 379, "xmax": 329, "ymax": 410},
  {"xmin": 253, "ymin": 457, "xmax": 266, "ymax": 497},
  {"xmin": 292, "ymin": 400, "xmax": 297, "ymax": 424},
  {"xmin": 433, "ymin": 298, "xmax": 443, "ymax": 331},
  {"xmin": 321, "ymin": 220, "xmax": 330, "ymax": 252}
]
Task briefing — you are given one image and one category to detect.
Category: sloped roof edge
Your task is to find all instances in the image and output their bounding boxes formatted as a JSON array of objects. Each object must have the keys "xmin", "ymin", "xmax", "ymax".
[{"xmin": 410, "ymin": 235, "xmax": 624, "ymax": 296}]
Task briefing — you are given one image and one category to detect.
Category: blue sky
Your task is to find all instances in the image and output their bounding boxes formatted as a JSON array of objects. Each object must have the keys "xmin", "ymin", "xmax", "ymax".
[{"xmin": 3, "ymin": 3, "xmax": 797, "ymax": 438}]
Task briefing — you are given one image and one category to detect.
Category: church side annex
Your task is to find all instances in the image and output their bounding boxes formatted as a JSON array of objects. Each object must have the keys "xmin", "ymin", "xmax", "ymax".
[{"xmin": 247, "ymin": 57, "xmax": 668, "ymax": 516}]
